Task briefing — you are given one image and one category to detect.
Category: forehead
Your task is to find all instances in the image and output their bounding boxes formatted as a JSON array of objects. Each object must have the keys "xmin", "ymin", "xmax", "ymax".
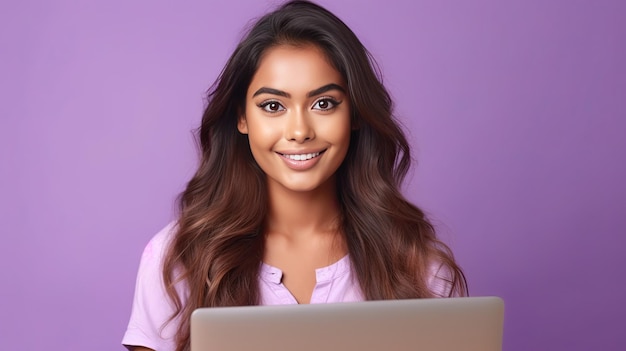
[{"xmin": 247, "ymin": 44, "xmax": 344, "ymax": 96}]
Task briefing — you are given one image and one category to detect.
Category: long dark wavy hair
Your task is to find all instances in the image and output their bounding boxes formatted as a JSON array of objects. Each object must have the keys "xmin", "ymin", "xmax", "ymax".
[{"xmin": 163, "ymin": 1, "xmax": 468, "ymax": 350}]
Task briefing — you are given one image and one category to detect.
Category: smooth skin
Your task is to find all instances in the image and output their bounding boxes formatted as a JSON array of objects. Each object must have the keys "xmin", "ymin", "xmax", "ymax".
[{"xmin": 239, "ymin": 44, "xmax": 351, "ymax": 304}]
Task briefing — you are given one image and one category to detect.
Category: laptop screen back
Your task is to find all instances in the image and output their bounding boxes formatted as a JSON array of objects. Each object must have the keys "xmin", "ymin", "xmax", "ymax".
[{"xmin": 191, "ymin": 296, "xmax": 504, "ymax": 351}]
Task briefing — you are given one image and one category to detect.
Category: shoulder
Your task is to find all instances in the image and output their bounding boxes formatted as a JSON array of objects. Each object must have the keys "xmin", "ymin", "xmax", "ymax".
[
  {"xmin": 140, "ymin": 221, "xmax": 178, "ymax": 266},
  {"xmin": 427, "ymin": 261, "xmax": 456, "ymax": 297},
  {"xmin": 122, "ymin": 221, "xmax": 182, "ymax": 351}
]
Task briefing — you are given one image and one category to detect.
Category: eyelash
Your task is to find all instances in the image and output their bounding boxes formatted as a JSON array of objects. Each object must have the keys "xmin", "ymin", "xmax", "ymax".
[
  {"xmin": 257, "ymin": 97, "xmax": 342, "ymax": 114},
  {"xmin": 258, "ymin": 100, "xmax": 285, "ymax": 113},
  {"xmin": 313, "ymin": 97, "xmax": 341, "ymax": 111}
]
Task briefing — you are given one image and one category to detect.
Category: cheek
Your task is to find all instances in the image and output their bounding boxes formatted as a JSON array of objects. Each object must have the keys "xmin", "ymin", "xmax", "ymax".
[
  {"xmin": 320, "ymin": 116, "xmax": 352, "ymax": 143},
  {"xmin": 245, "ymin": 118, "xmax": 279, "ymax": 148}
]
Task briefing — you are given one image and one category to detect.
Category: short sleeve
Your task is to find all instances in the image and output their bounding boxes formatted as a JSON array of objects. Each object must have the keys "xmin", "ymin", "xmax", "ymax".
[
  {"xmin": 427, "ymin": 262, "xmax": 456, "ymax": 297},
  {"xmin": 122, "ymin": 222, "xmax": 185, "ymax": 351}
]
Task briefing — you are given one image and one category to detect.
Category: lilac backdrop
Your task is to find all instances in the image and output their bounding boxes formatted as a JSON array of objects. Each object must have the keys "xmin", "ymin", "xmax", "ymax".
[{"xmin": 1, "ymin": 0, "xmax": 624, "ymax": 350}]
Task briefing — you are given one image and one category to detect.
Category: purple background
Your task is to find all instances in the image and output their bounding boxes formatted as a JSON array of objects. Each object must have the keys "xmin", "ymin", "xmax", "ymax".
[{"xmin": 1, "ymin": 0, "xmax": 624, "ymax": 350}]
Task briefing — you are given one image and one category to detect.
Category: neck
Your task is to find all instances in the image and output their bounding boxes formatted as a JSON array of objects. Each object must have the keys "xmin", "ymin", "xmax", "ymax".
[{"xmin": 265, "ymin": 178, "xmax": 341, "ymax": 238}]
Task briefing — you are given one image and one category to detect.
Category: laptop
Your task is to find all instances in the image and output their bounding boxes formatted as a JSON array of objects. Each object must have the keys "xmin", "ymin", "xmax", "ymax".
[{"xmin": 190, "ymin": 296, "xmax": 504, "ymax": 351}]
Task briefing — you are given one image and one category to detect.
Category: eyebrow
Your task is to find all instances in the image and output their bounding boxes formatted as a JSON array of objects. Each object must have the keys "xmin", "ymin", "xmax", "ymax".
[{"xmin": 252, "ymin": 83, "xmax": 346, "ymax": 98}]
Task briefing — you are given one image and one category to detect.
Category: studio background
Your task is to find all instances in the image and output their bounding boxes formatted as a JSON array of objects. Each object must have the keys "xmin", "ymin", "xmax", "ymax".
[{"xmin": 1, "ymin": 0, "xmax": 624, "ymax": 350}]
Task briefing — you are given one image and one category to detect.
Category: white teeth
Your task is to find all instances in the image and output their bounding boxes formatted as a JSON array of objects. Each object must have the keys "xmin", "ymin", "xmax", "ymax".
[{"xmin": 285, "ymin": 152, "xmax": 320, "ymax": 161}]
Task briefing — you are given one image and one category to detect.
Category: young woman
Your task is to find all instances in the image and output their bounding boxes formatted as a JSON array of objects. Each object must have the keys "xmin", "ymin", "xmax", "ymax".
[{"xmin": 123, "ymin": 1, "xmax": 468, "ymax": 350}]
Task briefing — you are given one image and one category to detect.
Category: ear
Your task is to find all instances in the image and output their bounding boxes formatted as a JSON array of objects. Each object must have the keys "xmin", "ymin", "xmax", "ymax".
[{"xmin": 237, "ymin": 114, "xmax": 249, "ymax": 134}]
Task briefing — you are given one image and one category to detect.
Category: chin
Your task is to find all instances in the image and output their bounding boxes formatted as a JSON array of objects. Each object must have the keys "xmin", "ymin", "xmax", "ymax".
[
  {"xmin": 271, "ymin": 175, "xmax": 334, "ymax": 194},
  {"xmin": 282, "ymin": 183, "xmax": 324, "ymax": 193}
]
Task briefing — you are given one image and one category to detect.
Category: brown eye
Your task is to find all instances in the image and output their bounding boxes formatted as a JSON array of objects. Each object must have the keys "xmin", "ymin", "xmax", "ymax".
[
  {"xmin": 313, "ymin": 98, "xmax": 340, "ymax": 111},
  {"xmin": 259, "ymin": 101, "xmax": 285, "ymax": 113}
]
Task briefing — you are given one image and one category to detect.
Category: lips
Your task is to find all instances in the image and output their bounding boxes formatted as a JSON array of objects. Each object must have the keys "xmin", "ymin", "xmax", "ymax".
[
  {"xmin": 282, "ymin": 151, "xmax": 322, "ymax": 161},
  {"xmin": 277, "ymin": 149, "xmax": 326, "ymax": 170}
]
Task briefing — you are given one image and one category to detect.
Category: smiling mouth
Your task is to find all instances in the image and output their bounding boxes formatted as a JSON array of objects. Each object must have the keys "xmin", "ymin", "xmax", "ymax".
[{"xmin": 278, "ymin": 150, "xmax": 326, "ymax": 161}]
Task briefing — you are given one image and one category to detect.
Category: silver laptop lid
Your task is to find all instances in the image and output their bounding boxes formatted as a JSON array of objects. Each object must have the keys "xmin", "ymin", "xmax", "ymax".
[{"xmin": 191, "ymin": 296, "xmax": 504, "ymax": 351}]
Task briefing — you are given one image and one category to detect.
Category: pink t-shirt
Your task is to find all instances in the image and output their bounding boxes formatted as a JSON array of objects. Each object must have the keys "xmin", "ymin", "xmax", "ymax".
[{"xmin": 122, "ymin": 223, "xmax": 452, "ymax": 350}]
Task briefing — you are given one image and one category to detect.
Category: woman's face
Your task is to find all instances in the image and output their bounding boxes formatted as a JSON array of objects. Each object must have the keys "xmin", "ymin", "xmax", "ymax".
[{"xmin": 239, "ymin": 44, "xmax": 351, "ymax": 194}]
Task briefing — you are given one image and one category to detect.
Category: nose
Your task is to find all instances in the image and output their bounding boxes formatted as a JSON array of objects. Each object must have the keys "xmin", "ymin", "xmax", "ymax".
[{"xmin": 284, "ymin": 108, "xmax": 314, "ymax": 143}]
